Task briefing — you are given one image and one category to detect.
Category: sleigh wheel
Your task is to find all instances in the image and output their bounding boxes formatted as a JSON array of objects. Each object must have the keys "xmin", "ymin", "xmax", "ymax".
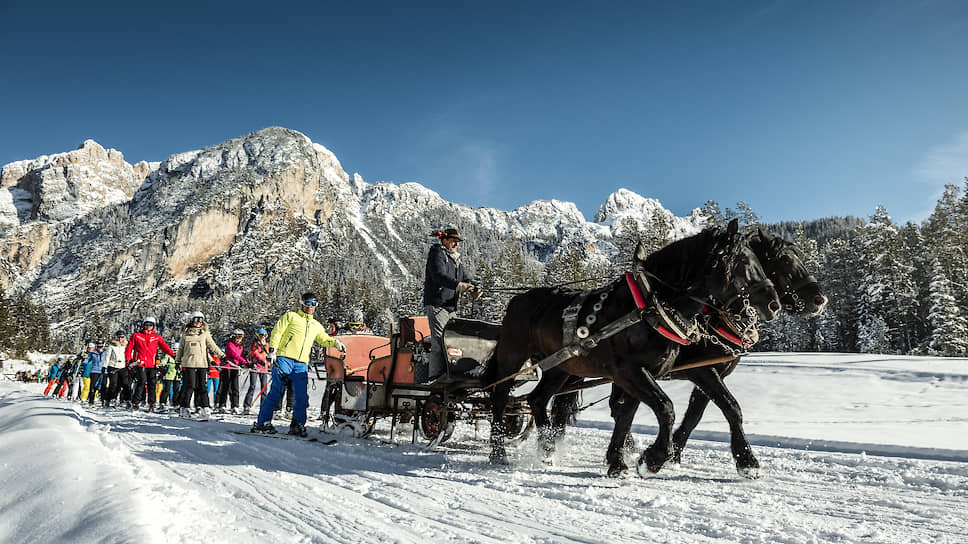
[{"xmin": 418, "ymin": 395, "xmax": 455, "ymax": 445}]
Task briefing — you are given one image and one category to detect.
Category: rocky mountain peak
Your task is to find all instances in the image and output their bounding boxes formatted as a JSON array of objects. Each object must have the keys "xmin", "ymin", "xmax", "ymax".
[{"xmin": 0, "ymin": 138, "xmax": 150, "ymax": 230}]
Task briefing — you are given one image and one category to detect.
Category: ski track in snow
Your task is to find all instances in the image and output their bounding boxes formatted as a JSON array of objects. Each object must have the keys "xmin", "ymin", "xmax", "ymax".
[{"xmin": 2, "ymin": 354, "xmax": 968, "ymax": 543}]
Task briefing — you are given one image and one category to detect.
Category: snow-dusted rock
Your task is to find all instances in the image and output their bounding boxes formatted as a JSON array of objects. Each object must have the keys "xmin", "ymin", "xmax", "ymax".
[{"xmin": 0, "ymin": 140, "xmax": 147, "ymax": 229}]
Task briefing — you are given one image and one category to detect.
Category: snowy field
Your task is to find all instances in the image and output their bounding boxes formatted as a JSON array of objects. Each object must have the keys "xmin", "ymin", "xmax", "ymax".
[{"xmin": 1, "ymin": 353, "xmax": 966, "ymax": 544}]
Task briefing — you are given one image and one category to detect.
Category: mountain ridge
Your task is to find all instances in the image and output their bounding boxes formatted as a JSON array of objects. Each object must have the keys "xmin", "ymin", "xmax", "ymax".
[{"xmin": 1, "ymin": 126, "xmax": 709, "ymax": 341}]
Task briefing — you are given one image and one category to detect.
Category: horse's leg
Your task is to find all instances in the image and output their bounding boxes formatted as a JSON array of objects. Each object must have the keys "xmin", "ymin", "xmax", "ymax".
[
  {"xmin": 688, "ymin": 367, "xmax": 760, "ymax": 478},
  {"xmin": 605, "ymin": 385, "xmax": 639, "ymax": 477},
  {"xmin": 612, "ymin": 370, "xmax": 676, "ymax": 475},
  {"xmin": 548, "ymin": 374, "xmax": 584, "ymax": 443},
  {"xmin": 528, "ymin": 370, "xmax": 572, "ymax": 462},
  {"xmin": 671, "ymin": 386, "xmax": 711, "ymax": 465},
  {"xmin": 489, "ymin": 381, "xmax": 514, "ymax": 464}
]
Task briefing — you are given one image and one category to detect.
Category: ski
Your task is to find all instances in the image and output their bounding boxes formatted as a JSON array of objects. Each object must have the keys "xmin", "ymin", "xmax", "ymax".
[{"xmin": 229, "ymin": 430, "xmax": 337, "ymax": 445}]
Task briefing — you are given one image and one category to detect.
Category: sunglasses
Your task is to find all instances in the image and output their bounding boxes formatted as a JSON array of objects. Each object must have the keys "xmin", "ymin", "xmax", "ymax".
[
  {"xmin": 144, "ymin": 323, "xmax": 155, "ymax": 327},
  {"xmin": 302, "ymin": 300, "xmax": 318, "ymax": 307}
]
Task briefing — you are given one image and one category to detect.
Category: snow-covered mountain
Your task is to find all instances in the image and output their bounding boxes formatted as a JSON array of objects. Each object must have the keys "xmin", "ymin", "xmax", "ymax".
[{"xmin": 0, "ymin": 127, "xmax": 707, "ymax": 338}]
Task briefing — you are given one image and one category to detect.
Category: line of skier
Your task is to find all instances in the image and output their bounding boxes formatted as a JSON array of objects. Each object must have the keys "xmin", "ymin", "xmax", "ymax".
[{"xmin": 40, "ymin": 315, "xmax": 297, "ymax": 420}]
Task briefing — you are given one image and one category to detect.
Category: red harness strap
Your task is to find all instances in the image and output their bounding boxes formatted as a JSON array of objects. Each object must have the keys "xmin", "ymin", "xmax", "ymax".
[
  {"xmin": 625, "ymin": 272, "xmax": 692, "ymax": 345},
  {"xmin": 715, "ymin": 326, "xmax": 746, "ymax": 347}
]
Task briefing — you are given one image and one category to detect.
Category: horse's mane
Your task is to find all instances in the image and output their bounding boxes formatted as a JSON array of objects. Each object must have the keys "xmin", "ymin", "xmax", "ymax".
[
  {"xmin": 746, "ymin": 228, "xmax": 803, "ymax": 262},
  {"xmin": 642, "ymin": 227, "xmax": 723, "ymax": 292}
]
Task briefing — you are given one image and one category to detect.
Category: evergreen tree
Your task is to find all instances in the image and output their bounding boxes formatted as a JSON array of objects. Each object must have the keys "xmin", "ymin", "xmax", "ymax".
[
  {"xmin": 726, "ymin": 201, "xmax": 761, "ymax": 227},
  {"xmin": 925, "ymin": 257, "xmax": 968, "ymax": 356},
  {"xmin": 818, "ymin": 238, "xmax": 860, "ymax": 352},
  {"xmin": 854, "ymin": 206, "xmax": 918, "ymax": 353},
  {"xmin": 699, "ymin": 200, "xmax": 724, "ymax": 227}
]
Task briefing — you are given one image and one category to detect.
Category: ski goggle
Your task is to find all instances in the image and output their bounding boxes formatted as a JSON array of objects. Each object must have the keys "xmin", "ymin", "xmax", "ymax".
[{"xmin": 302, "ymin": 300, "xmax": 318, "ymax": 307}]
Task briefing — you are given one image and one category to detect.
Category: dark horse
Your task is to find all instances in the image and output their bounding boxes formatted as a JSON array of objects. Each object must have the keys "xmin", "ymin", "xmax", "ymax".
[
  {"xmin": 559, "ymin": 227, "xmax": 827, "ymax": 478},
  {"xmin": 487, "ymin": 220, "xmax": 782, "ymax": 474}
]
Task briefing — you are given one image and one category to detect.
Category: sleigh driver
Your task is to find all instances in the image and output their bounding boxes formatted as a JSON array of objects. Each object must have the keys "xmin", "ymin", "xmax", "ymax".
[{"xmin": 423, "ymin": 226, "xmax": 483, "ymax": 381}]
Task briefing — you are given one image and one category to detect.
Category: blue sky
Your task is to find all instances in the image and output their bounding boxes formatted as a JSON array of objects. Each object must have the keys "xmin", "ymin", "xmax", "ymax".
[{"xmin": 2, "ymin": 1, "xmax": 967, "ymax": 224}]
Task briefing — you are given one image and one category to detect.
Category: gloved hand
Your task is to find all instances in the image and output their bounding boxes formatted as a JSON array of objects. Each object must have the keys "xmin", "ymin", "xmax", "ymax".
[
  {"xmin": 457, "ymin": 281, "xmax": 474, "ymax": 294},
  {"xmin": 334, "ymin": 339, "xmax": 347, "ymax": 353},
  {"xmin": 470, "ymin": 285, "xmax": 484, "ymax": 299}
]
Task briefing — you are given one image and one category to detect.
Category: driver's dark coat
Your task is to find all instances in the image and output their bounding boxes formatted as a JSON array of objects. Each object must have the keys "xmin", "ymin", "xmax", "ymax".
[{"xmin": 423, "ymin": 244, "xmax": 470, "ymax": 311}]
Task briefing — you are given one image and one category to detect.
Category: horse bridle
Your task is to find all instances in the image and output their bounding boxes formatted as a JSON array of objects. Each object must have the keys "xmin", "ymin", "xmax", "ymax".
[{"xmin": 762, "ymin": 240, "xmax": 821, "ymax": 312}]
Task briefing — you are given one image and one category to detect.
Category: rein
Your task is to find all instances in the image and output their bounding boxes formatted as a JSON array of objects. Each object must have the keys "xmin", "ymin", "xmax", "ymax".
[{"xmin": 484, "ymin": 275, "xmax": 615, "ymax": 293}]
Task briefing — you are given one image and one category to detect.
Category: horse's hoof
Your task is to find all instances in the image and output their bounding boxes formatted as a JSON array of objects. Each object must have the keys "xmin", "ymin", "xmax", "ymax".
[
  {"xmin": 489, "ymin": 453, "xmax": 509, "ymax": 465},
  {"xmin": 737, "ymin": 466, "xmax": 761, "ymax": 479},
  {"xmin": 640, "ymin": 447, "xmax": 671, "ymax": 475},
  {"xmin": 635, "ymin": 461, "xmax": 657, "ymax": 478},
  {"xmin": 606, "ymin": 462, "xmax": 628, "ymax": 478}
]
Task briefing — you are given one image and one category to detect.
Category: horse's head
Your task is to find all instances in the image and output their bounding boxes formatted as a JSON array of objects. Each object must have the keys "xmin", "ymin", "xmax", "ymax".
[
  {"xmin": 748, "ymin": 228, "xmax": 827, "ymax": 317},
  {"xmin": 707, "ymin": 220, "xmax": 781, "ymax": 322},
  {"xmin": 636, "ymin": 219, "xmax": 780, "ymax": 323}
]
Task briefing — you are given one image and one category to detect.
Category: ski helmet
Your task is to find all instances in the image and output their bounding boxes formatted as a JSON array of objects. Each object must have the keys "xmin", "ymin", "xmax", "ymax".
[
  {"xmin": 115, "ymin": 330, "xmax": 126, "ymax": 338},
  {"xmin": 86, "ymin": 343, "xmax": 95, "ymax": 349},
  {"xmin": 300, "ymin": 292, "xmax": 318, "ymax": 304},
  {"xmin": 232, "ymin": 328, "xmax": 244, "ymax": 336},
  {"xmin": 256, "ymin": 328, "xmax": 268, "ymax": 335},
  {"xmin": 143, "ymin": 317, "xmax": 157, "ymax": 326},
  {"xmin": 191, "ymin": 311, "xmax": 205, "ymax": 321}
]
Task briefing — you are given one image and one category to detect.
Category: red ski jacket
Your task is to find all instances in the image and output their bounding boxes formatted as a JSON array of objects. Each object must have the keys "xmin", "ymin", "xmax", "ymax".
[{"xmin": 125, "ymin": 329, "xmax": 176, "ymax": 368}]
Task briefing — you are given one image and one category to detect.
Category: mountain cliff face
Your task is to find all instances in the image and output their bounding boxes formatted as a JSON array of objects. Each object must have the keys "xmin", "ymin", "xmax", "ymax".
[{"xmin": 0, "ymin": 127, "xmax": 706, "ymax": 341}]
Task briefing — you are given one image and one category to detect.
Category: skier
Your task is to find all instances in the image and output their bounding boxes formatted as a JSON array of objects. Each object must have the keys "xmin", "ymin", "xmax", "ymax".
[
  {"xmin": 157, "ymin": 351, "xmax": 179, "ymax": 411},
  {"xmin": 75, "ymin": 345, "xmax": 94, "ymax": 402},
  {"xmin": 125, "ymin": 317, "xmax": 176, "ymax": 411},
  {"xmin": 215, "ymin": 329, "xmax": 248, "ymax": 414},
  {"xmin": 54, "ymin": 356, "xmax": 77, "ymax": 398},
  {"xmin": 174, "ymin": 311, "xmax": 224, "ymax": 420},
  {"xmin": 87, "ymin": 342, "xmax": 104, "ymax": 406},
  {"xmin": 251, "ymin": 292, "xmax": 345, "ymax": 436},
  {"xmin": 101, "ymin": 331, "xmax": 128, "ymax": 407},
  {"xmin": 243, "ymin": 328, "xmax": 271, "ymax": 416},
  {"xmin": 207, "ymin": 362, "xmax": 220, "ymax": 406},
  {"xmin": 343, "ymin": 310, "xmax": 373, "ymax": 334},
  {"xmin": 422, "ymin": 227, "xmax": 482, "ymax": 380},
  {"xmin": 43, "ymin": 357, "xmax": 63, "ymax": 395}
]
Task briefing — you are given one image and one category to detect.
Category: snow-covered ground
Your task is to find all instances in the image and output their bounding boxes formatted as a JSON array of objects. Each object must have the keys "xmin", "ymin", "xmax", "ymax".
[{"xmin": 1, "ymin": 353, "xmax": 966, "ymax": 544}]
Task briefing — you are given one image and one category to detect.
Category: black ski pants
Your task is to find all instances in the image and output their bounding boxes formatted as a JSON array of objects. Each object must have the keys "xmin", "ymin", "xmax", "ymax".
[
  {"xmin": 101, "ymin": 367, "xmax": 120, "ymax": 405},
  {"xmin": 216, "ymin": 368, "xmax": 241, "ymax": 409},
  {"xmin": 180, "ymin": 368, "xmax": 210, "ymax": 409},
  {"xmin": 87, "ymin": 372, "xmax": 101, "ymax": 405},
  {"xmin": 160, "ymin": 379, "xmax": 177, "ymax": 405},
  {"xmin": 131, "ymin": 366, "xmax": 158, "ymax": 406}
]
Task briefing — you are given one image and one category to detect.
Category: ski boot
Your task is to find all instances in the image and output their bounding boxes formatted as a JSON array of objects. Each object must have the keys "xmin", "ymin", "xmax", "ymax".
[
  {"xmin": 251, "ymin": 422, "xmax": 277, "ymax": 434},
  {"xmin": 197, "ymin": 407, "xmax": 212, "ymax": 421},
  {"xmin": 179, "ymin": 407, "xmax": 191, "ymax": 418},
  {"xmin": 288, "ymin": 421, "xmax": 308, "ymax": 438}
]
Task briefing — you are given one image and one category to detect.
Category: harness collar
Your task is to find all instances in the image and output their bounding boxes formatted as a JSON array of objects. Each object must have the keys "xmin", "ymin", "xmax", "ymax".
[{"xmin": 625, "ymin": 271, "xmax": 692, "ymax": 345}]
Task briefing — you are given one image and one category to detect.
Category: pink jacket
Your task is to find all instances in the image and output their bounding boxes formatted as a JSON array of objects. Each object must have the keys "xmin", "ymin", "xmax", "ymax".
[{"xmin": 223, "ymin": 339, "xmax": 248, "ymax": 369}]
